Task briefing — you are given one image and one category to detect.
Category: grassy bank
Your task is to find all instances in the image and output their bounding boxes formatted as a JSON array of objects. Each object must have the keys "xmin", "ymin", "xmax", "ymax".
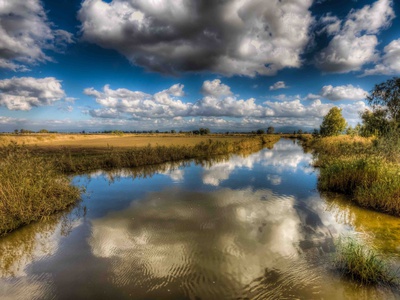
[
  {"xmin": 45, "ymin": 135, "xmax": 279, "ymax": 174},
  {"xmin": 304, "ymin": 136, "xmax": 400, "ymax": 216},
  {"xmin": 0, "ymin": 135, "xmax": 280, "ymax": 235},
  {"xmin": 0, "ymin": 144, "xmax": 81, "ymax": 236}
]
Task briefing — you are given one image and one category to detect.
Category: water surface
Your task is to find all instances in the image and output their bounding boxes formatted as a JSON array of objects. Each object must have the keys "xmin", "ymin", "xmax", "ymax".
[{"xmin": 1, "ymin": 139, "xmax": 400, "ymax": 299}]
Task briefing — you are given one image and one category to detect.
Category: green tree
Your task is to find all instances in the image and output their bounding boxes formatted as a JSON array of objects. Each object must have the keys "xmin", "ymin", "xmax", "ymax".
[
  {"xmin": 320, "ymin": 107, "xmax": 347, "ymax": 137},
  {"xmin": 256, "ymin": 129, "xmax": 265, "ymax": 135},
  {"xmin": 367, "ymin": 77, "xmax": 400, "ymax": 123},
  {"xmin": 199, "ymin": 127, "xmax": 210, "ymax": 135},
  {"xmin": 267, "ymin": 126, "xmax": 275, "ymax": 134},
  {"xmin": 360, "ymin": 109, "xmax": 391, "ymax": 137}
]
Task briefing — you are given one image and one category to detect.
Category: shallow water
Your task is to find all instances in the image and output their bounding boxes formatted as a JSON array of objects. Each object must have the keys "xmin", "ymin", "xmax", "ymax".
[{"xmin": 1, "ymin": 139, "xmax": 400, "ymax": 299}]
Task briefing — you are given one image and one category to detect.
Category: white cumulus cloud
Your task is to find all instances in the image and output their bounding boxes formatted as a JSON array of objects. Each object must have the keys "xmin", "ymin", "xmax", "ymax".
[
  {"xmin": 320, "ymin": 85, "xmax": 367, "ymax": 101},
  {"xmin": 85, "ymin": 84, "xmax": 191, "ymax": 119},
  {"xmin": 0, "ymin": 77, "xmax": 66, "ymax": 110},
  {"xmin": 363, "ymin": 38, "xmax": 400, "ymax": 76},
  {"xmin": 315, "ymin": 0, "xmax": 395, "ymax": 73},
  {"xmin": 84, "ymin": 80, "xmax": 367, "ymax": 131},
  {"xmin": 78, "ymin": 0, "xmax": 314, "ymax": 77},
  {"xmin": 201, "ymin": 79, "xmax": 232, "ymax": 97},
  {"xmin": 0, "ymin": 0, "xmax": 73, "ymax": 71}
]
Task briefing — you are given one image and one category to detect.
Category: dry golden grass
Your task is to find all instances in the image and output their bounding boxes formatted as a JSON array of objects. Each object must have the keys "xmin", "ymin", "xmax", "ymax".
[{"xmin": 0, "ymin": 133, "xmax": 248, "ymax": 149}]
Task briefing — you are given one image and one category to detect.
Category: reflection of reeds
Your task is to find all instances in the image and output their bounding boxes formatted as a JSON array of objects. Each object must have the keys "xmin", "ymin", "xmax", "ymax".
[
  {"xmin": 48, "ymin": 135, "xmax": 280, "ymax": 174},
  {"xmin": 333, "ymin": 236, "xmax": 399, "ymax": 286},
  {"xmin": 0, "ymin": 143, "xmax": 81, "ymax": 236},
  {"xmin": 0, "ymin": 205, "xmax": 83, "ymax": 277},
  {"xmin": 80, "ymin": 136, "xmax": 281, "ymax": 183}
]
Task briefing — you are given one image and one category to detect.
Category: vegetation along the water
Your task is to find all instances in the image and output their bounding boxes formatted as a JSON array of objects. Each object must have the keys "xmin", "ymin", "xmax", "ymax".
[
  {"xmin": 304, "ymin": 77, "xmax": 400, "ymax": 216},
  {"xmin": 0, "ymin": 134, "xmax": 280, "ymax": 236},
  {"xmin": 333, "ymin": 236, "xmax": 399, "ymax": 286}
]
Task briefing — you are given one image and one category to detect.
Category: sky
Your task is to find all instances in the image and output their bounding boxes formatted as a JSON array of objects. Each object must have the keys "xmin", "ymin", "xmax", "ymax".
[{"xmin": 0, "ymin": 0, "xmax": 399, "ymax": 132}]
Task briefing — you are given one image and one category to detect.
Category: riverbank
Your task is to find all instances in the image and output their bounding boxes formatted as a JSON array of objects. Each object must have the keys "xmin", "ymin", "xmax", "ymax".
[
  {"xmin": 303, "ymin": 135, "xmax": 400, "ymax": 216},
  {"xmin": 0, "ymin": 135, "xmax": 280, "ymax": 236}
]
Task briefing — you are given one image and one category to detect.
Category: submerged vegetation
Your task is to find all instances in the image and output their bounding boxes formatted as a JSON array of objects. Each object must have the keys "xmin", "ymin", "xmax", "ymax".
[
  {"xmin": 0, "ymin": 135, "xmax": 280, "ymax": 235},
  {"xmin": 333, "ymin": 236, "xmax": 398, "ymax": 286}
]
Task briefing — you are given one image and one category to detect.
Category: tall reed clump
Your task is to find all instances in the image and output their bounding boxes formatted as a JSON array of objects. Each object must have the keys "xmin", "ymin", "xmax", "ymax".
[
  {"xmin": 333, "ymin": 236, "xmax": 398, "ymax": 285},
  {"xmin": 0, "ymin": 143, "xmax": 81, "ymax": 236},
  {"xmin": 305, "ymin": 136, "xmax": 400, "ymax": 216}
]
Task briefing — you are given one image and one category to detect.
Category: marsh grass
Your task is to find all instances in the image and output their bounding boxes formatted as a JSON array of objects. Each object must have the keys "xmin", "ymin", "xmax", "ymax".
[
  {"xmin": 0, "ymin": 143, "xmax": 81, "ymax": 236},
  {"xmin": 48, "ymin": 135, "xmax": 279, "ymax": 174},
  {"xmin": 305, "ymin": 136, "xmax": 400, "ymax": 215},
  {"xmin": 333, "ymin": 236, "xmax": 398, "ymax": 286}
]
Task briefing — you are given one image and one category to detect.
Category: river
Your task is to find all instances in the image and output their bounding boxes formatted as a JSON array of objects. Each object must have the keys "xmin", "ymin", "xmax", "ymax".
[{"xmin": 1, "ymin": 139, "xmax": 399, "ymax": 299}]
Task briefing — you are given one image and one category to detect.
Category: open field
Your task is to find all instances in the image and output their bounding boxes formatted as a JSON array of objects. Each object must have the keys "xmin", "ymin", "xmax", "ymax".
[{"xmin": 0, "ymin": 133, "xmax": 251, "ymax": 149}]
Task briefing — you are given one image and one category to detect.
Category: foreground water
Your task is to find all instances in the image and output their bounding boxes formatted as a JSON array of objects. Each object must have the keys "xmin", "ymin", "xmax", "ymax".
[{"xmin": 1, "ymin": 139, "xmax": 400, "ymax": 299}]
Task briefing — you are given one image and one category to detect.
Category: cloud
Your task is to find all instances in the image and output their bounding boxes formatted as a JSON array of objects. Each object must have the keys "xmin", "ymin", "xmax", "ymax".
[
  {"xmin": 0, "ymin": 0, "xmax": 73, "ymax": 71},
  {"xmin": 201, "ymin": 79, "xmax": 232, "ymax": 97},
  {"xmin": 315, "ymin": 0, "xmax": 395, "ymax": 73},
  {"xmin": 304, "ymin": 93, "xmax": 320, "ymax": 100},
  {"xmin": 319, "ymin": 85, "xmax": 367, "ymax": 101},
  {"xmin": 0, "ymin": 77, "xmax": 66, "ymax": 110},
  {"xmin": 269, "ymin": 81, "xmax": 287, "ymax": 91},
  {"xmin": 339, "ymin": 101, "xmax": 369, "ymax": 125},
  {"xmin": 89, "ymin": 187, "xmax": 309, "ymax": 296},
  {"xmin": 192, "ymin": 96, "xmax": 273, "ymax": 118},
  {"xmin": 84, "ymin": 79, "xmax": 368, "ymax": 130},
  {"xmin": 363, "ymin": 38, "xmax": 400, "ymax": 76},
  {"xmin": 263, "ymin": 99, "xmax": 333, "ymax": 118},
  {"xmin": 78, "ymin": 0, "xmax": 314, "ymax": 76},
  {"xmin": 85, "ymin": 84, "xmax": 191, "ymax": 119}
]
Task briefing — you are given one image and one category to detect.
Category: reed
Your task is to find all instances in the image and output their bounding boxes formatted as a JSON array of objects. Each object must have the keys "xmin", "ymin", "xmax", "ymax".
[
  {"xmin": 304, "ymin": 135, "xmax": 400, "ymax": 216},
  {"xmin": 48, "ymin": 135, "xmax": 279, "ymax": 174},
  {"xmin": 0, "ymin": 143, "xmax": 81, "ymax": 236},
  {"xmin": 333, "ymin": 236, "xmax": 398, "ymax": 285}
]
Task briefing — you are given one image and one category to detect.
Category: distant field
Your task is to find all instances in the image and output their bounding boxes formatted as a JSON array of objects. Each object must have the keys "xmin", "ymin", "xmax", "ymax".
[{"xmin": 0, "ymin": 133, "xmax": 249, "ymax": 149}]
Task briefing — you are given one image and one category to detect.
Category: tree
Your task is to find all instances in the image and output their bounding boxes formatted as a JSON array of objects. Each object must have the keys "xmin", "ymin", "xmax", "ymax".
[
  {"xmin": 199, "ymin": 127, "xmax": 210, "ymax": 135},
  {"xmin": 256, "ymin": 129, "xmax": 265, "ymax": 135},
  {"xmin": 320, "ymin": 107, "xmax": 347, "ymax": 137},
  {"xmin": 267, "ymin": 126, "xmax": 275, "ymax": 134},
  {"xmin": 360, "ymin": 109, "xmax": 391, "ymax": 137},
  {"xmin": 367, "ymin": 77, "xmax": 400, "ymax": 123}
]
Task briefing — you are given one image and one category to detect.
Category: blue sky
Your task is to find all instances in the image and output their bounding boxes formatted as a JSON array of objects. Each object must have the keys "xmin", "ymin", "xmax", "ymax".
[{"xmin": 0, "ymin": 0, "xmax": 399, "ymax": 132}]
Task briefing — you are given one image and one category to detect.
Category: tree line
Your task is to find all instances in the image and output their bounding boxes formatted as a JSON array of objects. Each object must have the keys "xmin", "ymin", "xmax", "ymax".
[{"xmin": 317, "ymin": 77, "xmax": 400, "ymax": 138}]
